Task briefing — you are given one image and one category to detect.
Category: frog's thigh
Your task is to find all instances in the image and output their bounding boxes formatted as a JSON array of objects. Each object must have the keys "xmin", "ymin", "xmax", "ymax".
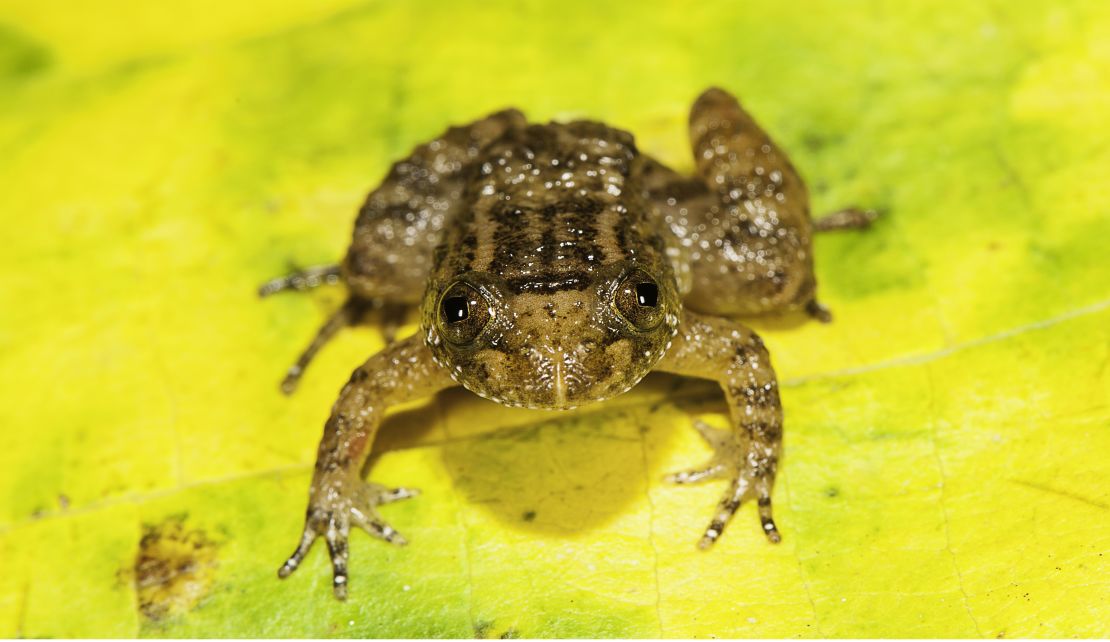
[{"xmin": 680, "ymin": 226, "xmax": 816, "ymax": 317}]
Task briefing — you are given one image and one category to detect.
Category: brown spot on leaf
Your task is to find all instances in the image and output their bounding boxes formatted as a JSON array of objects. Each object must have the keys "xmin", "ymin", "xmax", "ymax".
[{"xmin": 130, "ymin": 515, "xmax": 219, "ymax": 621}]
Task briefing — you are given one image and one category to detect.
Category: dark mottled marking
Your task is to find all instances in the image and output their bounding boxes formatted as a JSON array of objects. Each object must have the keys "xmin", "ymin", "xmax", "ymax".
[
  {"xmin": 504, "ymin": 272, "xmax": 592, "ymax": 294},
  {"xmin": 488, "ymin": 202, "xmax": 534, "ymax": 275},
  {"xmin": 614, "ymin": 208, "xmax": 635, "ymax": 259},
  {"xmin": 522, "ymin": 510, "xmax": 536, "ymax": 522},
  {"xmin": 728, "ymin": 382, "xmax": 781, "ymax": 407},
  {"xmin": 554, "ymin": 195, "xmax": 604, "ymax": 266},
  {"xmin": 732, "ymin": 344, "xmax": 754, "ymax": 365},
  {"xmin": 128, "ymin": 516, "xmax": 219, "ymax": 621}
]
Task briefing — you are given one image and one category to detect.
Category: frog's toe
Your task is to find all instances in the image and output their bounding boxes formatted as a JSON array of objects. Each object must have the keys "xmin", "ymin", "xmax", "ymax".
[
  {"xmin": 324, "ymin": 517, "xmax": 351, "ymax": 600},
  {"xmin": 757, "ymin": 494, "xmax": 782, "ymax": 543},
  {"xmin": 277, "ymin": 525, "xmax": 318, "ymax": 579},
  {"xmin": 665, "ymin": 420, "xmax": 740, "ymax": 485},
  {"xmin": 349, "ymin": 481, "xmax": 418, "ymax": 546},
  {"xmin": 353, "ymin": 512, "xmax": 409, "ymax": 546},
  {"xmin": 696, "ymin": 476, "xmax": 748, "ymax": 550},
  {"xmin": 664, "ymin": 463, "xmax": 726, "ymax": 484},
  {"xmin": 689, "ymin": 419, "xmax": 739, "ymax": 451},
  {"xmin": 372, "ymin": 484, "xmax": 420, "ymax": 505},
  {"xmin": 805, "ymin": 299, "xmax": 833, "ymax": 323}
]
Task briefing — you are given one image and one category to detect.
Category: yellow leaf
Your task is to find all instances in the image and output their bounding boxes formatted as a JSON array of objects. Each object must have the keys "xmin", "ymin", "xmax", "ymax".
[{"xmin": 1, "ymin": 1, "xmax": 1108, "ymax": 637}]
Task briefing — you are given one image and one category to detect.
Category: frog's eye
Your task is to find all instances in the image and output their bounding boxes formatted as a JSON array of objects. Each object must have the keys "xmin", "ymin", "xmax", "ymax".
[
  {"xmin": 613, "ymin": 269, "xmax": 665, "ymax": 331},
  {"xmin": 437, "ymin": 281, "xmax": 492, "ymax": 345}
]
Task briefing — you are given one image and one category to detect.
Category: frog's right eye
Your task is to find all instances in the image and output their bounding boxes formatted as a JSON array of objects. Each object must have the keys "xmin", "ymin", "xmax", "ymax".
[
  {"xmin": 437, "ymin": 282, "xmax": 492, "ymax": 345},
  {"xmin": 613, "ymin": 269, "xmax": 665, "ymax": 331}
]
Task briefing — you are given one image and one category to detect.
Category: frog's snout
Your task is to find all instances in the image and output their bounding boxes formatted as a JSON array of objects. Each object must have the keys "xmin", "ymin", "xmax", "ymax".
[{"xmin": 552, "ymin": 347, "xmax": 569, "ymax": 408}]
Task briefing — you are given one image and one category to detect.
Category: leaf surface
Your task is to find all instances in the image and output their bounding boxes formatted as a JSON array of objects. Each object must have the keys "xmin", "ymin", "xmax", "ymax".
[{"xmin": 0, "ymin": 1, "xmax": 1108, "ymax": 637}]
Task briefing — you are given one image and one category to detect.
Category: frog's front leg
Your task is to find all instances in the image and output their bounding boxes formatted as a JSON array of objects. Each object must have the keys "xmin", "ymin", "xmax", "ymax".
[
  {"xmin": 278, "ymin": 335, "xmax": 456, "ymax": 599},
  {"xmin": 654, "ymin": 311, "xmax": 783, "ymax": 548}
]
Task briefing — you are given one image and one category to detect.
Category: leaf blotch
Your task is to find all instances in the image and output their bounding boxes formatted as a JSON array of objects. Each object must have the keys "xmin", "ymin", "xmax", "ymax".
[{"xmin": 131, "ymin": 516, "xmax": 219, "ymax": 621}]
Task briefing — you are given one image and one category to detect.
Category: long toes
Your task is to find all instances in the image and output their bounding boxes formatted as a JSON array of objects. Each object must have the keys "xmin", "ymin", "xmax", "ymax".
[
  {"xmin": 664, "ymin": 464, "xmax": 725, "ymax": 485},
  {"xmin": 278, "ymin": 527, "xmax": 317, "ymax": 579}
]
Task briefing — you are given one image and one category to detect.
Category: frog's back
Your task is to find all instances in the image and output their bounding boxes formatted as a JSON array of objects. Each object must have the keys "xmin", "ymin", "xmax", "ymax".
[{"xmin": 431, "ymin": 121, "xmax": 669, "ymax": 289}]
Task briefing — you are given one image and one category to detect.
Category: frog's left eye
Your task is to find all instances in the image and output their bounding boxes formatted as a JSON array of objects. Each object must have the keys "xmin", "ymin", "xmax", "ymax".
[
  {"xmin": 437, "ymin": 281, "xmax": 492, "ymax": 345},
  {"xmin": 613, "ymin": 269, "xmax": 665, "ymax": 331}
]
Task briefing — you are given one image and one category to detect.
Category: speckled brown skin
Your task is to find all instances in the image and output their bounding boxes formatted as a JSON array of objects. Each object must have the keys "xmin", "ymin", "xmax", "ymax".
[
  {"xmin": 268, "ymin": 87, "xmax": 870, "ymax": 599},
  {"xmin": 344, "ymin": 109, "xmax": 527, "ymax": 303}
]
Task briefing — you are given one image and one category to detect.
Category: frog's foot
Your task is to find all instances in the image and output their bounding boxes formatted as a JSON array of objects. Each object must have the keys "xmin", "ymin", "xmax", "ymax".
[
  {"xmin": 664, "ymin": 420, "xmax": 780, "ymax": 548},
  {"xmin": 804, "ymin": 299, "xmax": 833, "ymax": 323},
  {"xmin": 258, "ymin": 264, "xmax": 342, "ymax": 297},
  {"xmin": 278, "ymin": 480, "xmax": 418, "ymax": 600},
  {"xmin": 813, "ymin": 207, "xmax": 878, "ymax": 232},
  {"xmin": 279, "ymin": 298, "xmax": 371, "ymax": 395}
]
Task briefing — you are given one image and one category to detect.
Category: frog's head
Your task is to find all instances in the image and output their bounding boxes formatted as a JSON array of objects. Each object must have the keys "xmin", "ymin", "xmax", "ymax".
[{"xmin": 422, "ymin": 260, "xmax": 680, "ymax": 410}]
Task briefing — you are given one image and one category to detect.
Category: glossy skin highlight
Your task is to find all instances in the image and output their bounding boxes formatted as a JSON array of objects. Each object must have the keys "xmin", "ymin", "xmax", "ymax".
[{"xmin": 262, "ymin": 87, "xmax": 872, "ymax": 599}]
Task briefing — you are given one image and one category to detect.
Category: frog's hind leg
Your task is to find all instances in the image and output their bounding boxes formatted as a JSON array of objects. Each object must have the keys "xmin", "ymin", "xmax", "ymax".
[
  {"xmin": 258, "ymin": 264, "xmax": 342, "ymax": 297},
  {"xmin": 676, "ymin": 87, "xmax": 817, "ymax": 317},
  {"xmin": 280, "ymin": 297, "xmax": 372, "ymax": 394}
]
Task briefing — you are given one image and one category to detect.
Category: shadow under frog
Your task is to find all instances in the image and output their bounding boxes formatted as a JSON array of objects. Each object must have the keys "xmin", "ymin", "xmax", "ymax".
[{"xmin": 369, "ymin": 371, "xmax": 724, "ymax": 534}]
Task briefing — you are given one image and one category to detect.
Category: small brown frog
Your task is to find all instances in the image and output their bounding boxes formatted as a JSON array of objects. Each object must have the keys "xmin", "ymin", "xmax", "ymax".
[{"xmin": 261, "ymin": 87, "xmax": 871, "ymax": 599}]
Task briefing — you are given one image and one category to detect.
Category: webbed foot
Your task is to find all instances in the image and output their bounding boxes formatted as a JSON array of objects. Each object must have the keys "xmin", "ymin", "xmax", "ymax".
[
  {"xmin": 278, "ymin": 478, "xmax": 418, "ymax": 600},
  {"xmin": 665, "ymin": 420, "xmax": 781, "ymax": 548}
]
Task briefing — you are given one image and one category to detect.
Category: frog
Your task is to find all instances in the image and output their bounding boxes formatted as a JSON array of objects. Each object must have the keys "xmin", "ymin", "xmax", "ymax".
[{"xmin": 261, "ymin": 87, "xmax": 872, "ymax": 599}]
